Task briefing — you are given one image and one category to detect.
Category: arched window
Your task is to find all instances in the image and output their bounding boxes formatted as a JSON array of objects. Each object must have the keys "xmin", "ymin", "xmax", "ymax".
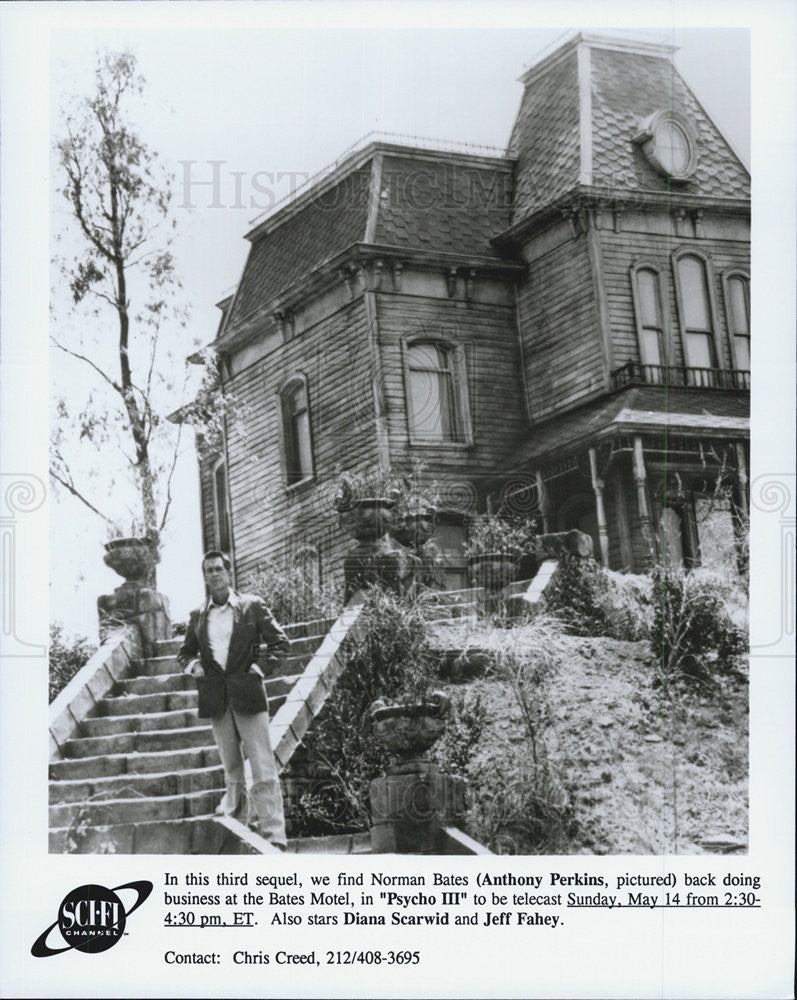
[
  {"xmin": 279, "ymin": 376, "xmax": 314, "ymax": 487},
  {"xmin": 630, "ymin": 263, "xmax": 669, "ymax": 380},
  {"xmin": 672, "ymin": 250, "xmax": 721, "ymax": 386},
  {"xmin": 212, "ymin": 457, "xmax": 231, "ymax": 552},
  {"xmin": 403, "ymin": 339, "xmax": 472, "ymax": 446},
  {"xmin": 723, "ymin": 271, "xmax": 750, "ymax": 376}
]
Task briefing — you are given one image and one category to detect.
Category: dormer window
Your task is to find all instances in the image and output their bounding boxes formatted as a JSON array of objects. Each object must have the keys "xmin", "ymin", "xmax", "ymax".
[{"xmin": 634, "ymin": 110, "xmax": 698, "ymax": 181}]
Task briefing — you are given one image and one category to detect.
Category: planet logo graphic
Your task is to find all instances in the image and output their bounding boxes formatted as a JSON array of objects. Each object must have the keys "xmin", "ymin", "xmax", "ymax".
[{"xmin": 31, "ymin": 881, "xmax": 153, "ymax": 957}]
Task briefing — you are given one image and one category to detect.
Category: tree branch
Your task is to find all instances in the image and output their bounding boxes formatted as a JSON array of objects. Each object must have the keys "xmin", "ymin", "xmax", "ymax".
[
  {"xmin": 50, "ymin": 336, "xmax": 123, "ymax": 394},
  {"xmin": 49, "ymin": 468, "xmax": 112, "ymax": 524}
]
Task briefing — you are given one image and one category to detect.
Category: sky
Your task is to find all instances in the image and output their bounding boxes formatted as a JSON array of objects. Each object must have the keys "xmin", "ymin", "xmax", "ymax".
[{"xmin": 39, "ymin": 9, "xmax": 753, "ymax": 637}]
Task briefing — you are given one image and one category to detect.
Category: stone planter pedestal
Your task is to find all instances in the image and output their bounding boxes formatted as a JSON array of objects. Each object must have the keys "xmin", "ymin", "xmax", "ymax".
[
  {"xmin": 335, "ymin": 494, "xmax": 420, "ymax": 599},
  {"xmin": 368, "ymin": 693, "xmax": 464, "ymax": 853},
  {"xmin": 97, "ymin": 537, "xmax": 170, "ymax": 655}
]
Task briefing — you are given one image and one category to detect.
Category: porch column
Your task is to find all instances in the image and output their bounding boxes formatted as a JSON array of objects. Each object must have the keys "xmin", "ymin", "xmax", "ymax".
[
  {"xmin": 735, "ymin": 442, "xmax": 750, "ymax": 512},
  {"xmin": 588, "ymin": 448, "xmax": 610, "ymax": 566},
  {"xmin": 633, "ymin": 436, "xmax": 655, "ymax": 561},
  {"xmin": 535, "ymin": 469, "xmax": 552, "ymax": 533}
]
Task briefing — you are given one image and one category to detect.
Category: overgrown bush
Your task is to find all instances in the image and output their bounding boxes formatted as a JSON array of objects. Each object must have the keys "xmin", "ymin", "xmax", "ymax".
[
  {"xmin": 545, "ymin": 556, "xmax": 648, "ymax": 640},
  {"xmin": 462, "ymin": 620, "xmax": 573, "ymax": 854},
  {"xmin": 544, "ymin": 556, "xmax": 610, "ymax": 635},
  {"xmin": 289, "ymin": 585, "xmax": 441, "ymax": 835},
  {"xmin": 432, "ymin": 689, "xmax": 485, "ymax": 778},
  {"xmin": 244, "ymin": 561, "xmax": 343, "ymax": 625},
  {"xmin": 49, "ymin": 621, "xmax": 96, "ymax": 703},
  {"xmin": 650, "ymin": 566, "xmax": 748, "ymax": 693}
]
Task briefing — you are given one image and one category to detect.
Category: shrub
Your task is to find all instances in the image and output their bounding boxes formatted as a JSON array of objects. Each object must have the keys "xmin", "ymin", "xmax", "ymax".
[
  {"xmin": 545, "ymin": 557, "xmax": 650, "ymax": 641},
  {"xmin": 49, "ymin": 622, "xmax": 96, "ymax": 703},
  {"xmin": 244, "ymin": 561, "xmax": 343, "ymax": 625},
  {"xmin": 464, "ymin": 512, "xmax": 537, "ymax": 559},
  {"xmin": 463, "ymin": 619, "xmax": 573, "ymax": 854},
  {"xmin": 289, "ymin": 585, "xmax": 442, "ymax": 834},
  {"xmin": 432, "ymin": 689, "xmax": 485, "ymax": 778},
  {"xmin": 467, "ymin": 759, "xmax": 572, "ymax": 855},
  {"xmin": 650, "ymin": 566, "xmax": 748, "ymax": 693}
]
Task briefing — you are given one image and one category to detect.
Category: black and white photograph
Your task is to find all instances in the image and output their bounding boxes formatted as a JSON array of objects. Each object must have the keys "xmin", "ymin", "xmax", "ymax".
[
  {"xmin": 46, "ymin": 22, "xmax": 754, "ymax": 859},
  {"xmin": 1, "ymin": 2, "xmax": 794, "ymax": 997}
]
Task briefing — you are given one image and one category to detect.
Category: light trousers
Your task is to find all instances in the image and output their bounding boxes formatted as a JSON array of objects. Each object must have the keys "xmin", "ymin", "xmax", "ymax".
[{"xmin": 210, "ymin": 705, "xmax": 287, "ymax": 847}]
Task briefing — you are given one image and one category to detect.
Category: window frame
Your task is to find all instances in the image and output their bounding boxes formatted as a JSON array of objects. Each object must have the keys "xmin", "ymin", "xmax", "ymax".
[
  {"xmin": 671, "ymin": 248, "xmax": 724, "ymax": 378},
  {"xmin": 401, "ymin": 335, "xmax": 474, "ymax": 449},
  {"xmin": 629, "ymin": 260, "xmax": 672, "ymax": 377},
  {"xmin": 721, "ymin": 269, "xmax": 751, "ymax": 374},
  {"xmin": 212, "ymin": 456, "xmax": 231, "ymax": 553},
  {"xmin": 277, "ymin": 374, "xmax": 316, "ymax": 491}
]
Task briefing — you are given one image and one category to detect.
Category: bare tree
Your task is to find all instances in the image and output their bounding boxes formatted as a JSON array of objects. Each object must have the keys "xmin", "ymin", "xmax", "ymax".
[{"xmin": 51, "ymin": 50, "xmax": 188, "ymax": 555}]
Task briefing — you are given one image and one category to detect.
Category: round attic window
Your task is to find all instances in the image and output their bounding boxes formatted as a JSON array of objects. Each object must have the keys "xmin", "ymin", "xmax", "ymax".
[{"xmin": 634, "ymin": 110, "xmax": 698, "ymax": 181}]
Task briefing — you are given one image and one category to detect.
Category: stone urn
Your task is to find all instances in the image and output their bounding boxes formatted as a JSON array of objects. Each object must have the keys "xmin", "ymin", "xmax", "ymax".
[
  {"xmin": 391, "ymin": 508, "xmax": 436, "ymax": 549},
  {"xmin": 467, "ymin": 551, "xmax": 518, "ymax": 592},
  {"xmin": 334, "ymin": 481, "xmax": 399, "ymax": 549},
  {"xmin": 370, "ymin": 690, "xmax": 450, "ymax": 762},
  {"xmin": 103, "ymin": 536, "xmax": 157, "ymax": 585}
]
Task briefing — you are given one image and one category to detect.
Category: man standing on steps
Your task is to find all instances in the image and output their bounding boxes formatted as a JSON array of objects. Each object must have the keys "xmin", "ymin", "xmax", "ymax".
[{"xmin": 178, "ymin": 550, "xmax": 290, "ymax": 850}]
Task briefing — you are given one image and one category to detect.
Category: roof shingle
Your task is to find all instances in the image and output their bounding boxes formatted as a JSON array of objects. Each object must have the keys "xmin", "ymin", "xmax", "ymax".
[
  {"xmin": 227, "ymin": 163, "xmax": 373, "ymax": 327},
  {"xmin": 589, "ymin": 47, "xmax": 749, "ymax": 200}
]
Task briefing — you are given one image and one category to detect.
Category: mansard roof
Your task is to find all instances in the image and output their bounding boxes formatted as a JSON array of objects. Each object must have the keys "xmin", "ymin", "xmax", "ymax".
[
  {"xmin": 507, "ymin": 32, "xmax": 749, "ymax": 225},
  {"xmin": 226, "ymin": 162, "xmax": 373, "ymax": 329},
  {"xmin": 219, "ymin": 35, "xmax": 749, "ymax": 337},
  {"xmin": 223, "ymin": 143, "xmax": 514, "ymax": 333}
]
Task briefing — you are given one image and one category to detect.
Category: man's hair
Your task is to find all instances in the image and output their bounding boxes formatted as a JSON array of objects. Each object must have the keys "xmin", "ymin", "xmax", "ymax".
[{"xmin": 202, "ymin": 550, "xmax": 231, "ymax": 572}]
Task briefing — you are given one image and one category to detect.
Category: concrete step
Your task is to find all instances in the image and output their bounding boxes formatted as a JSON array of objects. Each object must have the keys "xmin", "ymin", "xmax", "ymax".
[
  {"xmin": 49, "ymin": 788, "xmax": 222, "ymax": 828},
  {"xmin": 98, "ymin": 690, "xmax": 196, "ymax": 717},
  {"xmin": 121, "ymin": 673, "xmax": 195, "ymax": 696},
  {"xmin": 137, "ymin": 651, "xmax": 313, "ymax": 678},
  {"xmin": 50, "ymin": 746, "xmax": 221, "ymax": 781},
  {"xmin": 49, "ymin": 815, "xmax": 265, "ymax": 855},
  {"xmin": 156, "ymin": 618, "xmax": 337, "ymax": 657},
  {"xmin": 139, "ymin": 654, "xmax": 189, "ymax": 676},
  {"xmin": 115, "ymin": 672, "xmax": 301, "ymax": 704},
  {"xmin": 286, "ymin": 832, "xmax": 372, "ymax": 855},
  {"xmin": 286, "ymin": 635, "xmax": 328, "ymax": 657},
  {"xmin": 63, "ymin": 725, "xmax": 215, "ymax": 758},
  {"xmin": 80, "ymin": 708, "xmax": 203, "ymax": 738},
  {"xmin": 49, "ymin": 764, "xmax": 225, "ymax": 804}
]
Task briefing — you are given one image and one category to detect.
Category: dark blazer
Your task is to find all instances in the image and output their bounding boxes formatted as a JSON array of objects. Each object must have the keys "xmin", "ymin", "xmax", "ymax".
[{"xmin": 177, "ymin": 591, "xmax": 290, "ymax": 718}]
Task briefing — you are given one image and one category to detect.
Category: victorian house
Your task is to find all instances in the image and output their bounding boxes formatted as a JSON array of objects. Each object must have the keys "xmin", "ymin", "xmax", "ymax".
[{"xmin": 191, "ymin": 32, "xmax": 750, "ymax": 589}]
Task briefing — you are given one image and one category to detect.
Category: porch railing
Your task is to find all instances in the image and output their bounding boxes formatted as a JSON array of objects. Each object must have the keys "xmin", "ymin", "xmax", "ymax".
[{"xmin": 611, "ymin": 362, "xmax": 750, "ymax": 391}]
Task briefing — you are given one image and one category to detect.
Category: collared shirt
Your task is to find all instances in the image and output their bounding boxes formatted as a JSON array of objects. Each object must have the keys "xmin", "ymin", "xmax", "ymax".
[{"xmin": 206, "ymin": 591, "xmax": 239, "ymax": 670}]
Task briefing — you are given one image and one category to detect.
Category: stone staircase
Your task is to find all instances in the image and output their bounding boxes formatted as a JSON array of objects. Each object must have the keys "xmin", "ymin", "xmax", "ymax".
[
  {"xmin": 48, "ymin": 582, "xmax": 530, "ymax": 855},
  {"xmin": 49, "ymin": 618, "xmax": 335, "ymax": 854}
]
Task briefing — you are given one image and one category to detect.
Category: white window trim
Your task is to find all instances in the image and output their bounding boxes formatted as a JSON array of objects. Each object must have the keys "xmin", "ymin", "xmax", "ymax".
[
  {"xmin": 721, "ymin": 268, "xmax": 751, "ymax": 373},
  {"xmin": 401, "ymin": 335, "xmax": 474, "ymax": 449},
  {"xmin": 212, "ymin": 456, "xmax": 231, "ymax": 553},
  {"xmin": 629, "ymin": 260, "xmax": 672, "ymax": 369},
  {"xmin": 671, "ymin": 247, "xmax": 724, "ymax": 372},
  {"xmin": 276, "ymin": 374, "xmax": 316, "ymax": 491}
]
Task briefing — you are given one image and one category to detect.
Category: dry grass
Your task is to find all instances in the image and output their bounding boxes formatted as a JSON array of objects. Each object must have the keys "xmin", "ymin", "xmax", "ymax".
[{"xmin": 431, "ymin": 620, "xmax": 748, "ymax": 855}]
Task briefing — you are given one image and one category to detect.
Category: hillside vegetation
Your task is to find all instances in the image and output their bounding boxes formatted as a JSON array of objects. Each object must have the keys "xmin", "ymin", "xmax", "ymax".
[{"xmin": 432, "ymin": 620, "xmax": 748, "ymax": 855}]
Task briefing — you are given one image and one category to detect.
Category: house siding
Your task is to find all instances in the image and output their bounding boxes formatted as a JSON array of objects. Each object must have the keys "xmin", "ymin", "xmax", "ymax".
[
  {"xmin": 376, "ymin": 290, "xmax": 528, "ymax": 492},
  {"xmin": 517, "ymin": 225, "xmax": 604, "ymax": 421},
  {"xmin": 221, "ymin": 296, "xmax": 379, "ymax": 585},
  {"xmin": 600, "ymin": 222, "xmax": 750, "ymax": 373}
]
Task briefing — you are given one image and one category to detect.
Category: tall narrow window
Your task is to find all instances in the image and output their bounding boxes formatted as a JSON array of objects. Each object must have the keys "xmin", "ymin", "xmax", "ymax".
[
  {"xmin": 280, "ymin": 377, "xmax": 314, "ymax": 486},
  {"xmin": 213, "ymin": 458, "xmax": 230, "ymax": 552},
  {"xmin": 404, "ymin": 340, "xmax": 471, "ymax": 445},
  {"xmin": 631, "ymin": 264, "xmax": 668, "ymax": 381},
  {"xmin": 674, "ymin": 252, "xmax": 720, "ymax": 386},
  {"xmin": 724, "ymin": 273, "xmax": 750, "ymax": 373}
]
